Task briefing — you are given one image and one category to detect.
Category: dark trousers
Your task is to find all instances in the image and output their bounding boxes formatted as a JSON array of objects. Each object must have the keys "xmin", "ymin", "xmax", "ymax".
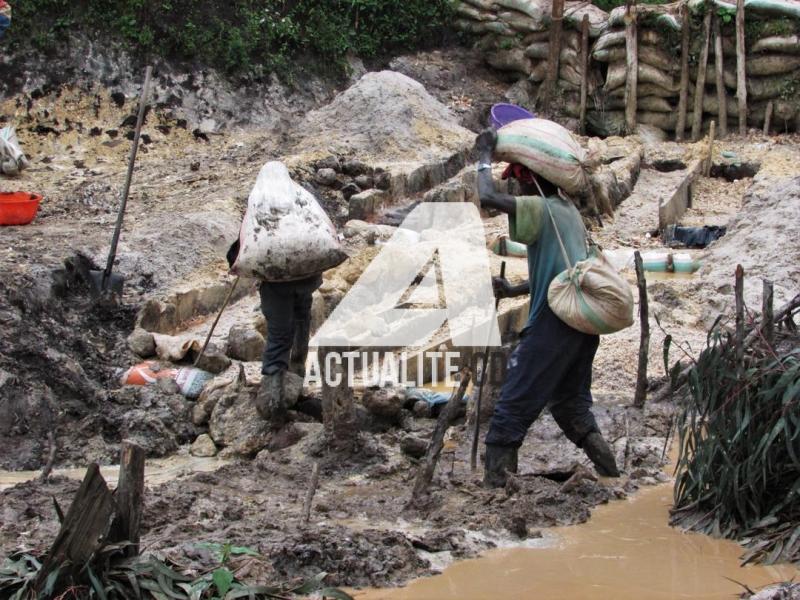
[
  {"xmin": 485, "ymin": 304, "xmax": 601, "ymax": 448},
  {"xmin": 259, "ymin": 276, "xmax": 321, "ymax": 375}
]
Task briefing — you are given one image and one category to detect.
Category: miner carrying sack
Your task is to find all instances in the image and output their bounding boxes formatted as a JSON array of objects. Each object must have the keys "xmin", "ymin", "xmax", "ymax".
[
  {"xmin": 475, "ymin": 117, "xmax": 634, "ymax": 487},
  {"xmin": 228, "ymin": 162, "xmax": 347, "ymax": 428}
]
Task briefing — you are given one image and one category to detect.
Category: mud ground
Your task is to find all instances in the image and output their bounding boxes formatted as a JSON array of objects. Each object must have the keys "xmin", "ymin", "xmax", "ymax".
[{"xmin": 1, "ymin": 42, "xmax": 798, "ymax": 589}]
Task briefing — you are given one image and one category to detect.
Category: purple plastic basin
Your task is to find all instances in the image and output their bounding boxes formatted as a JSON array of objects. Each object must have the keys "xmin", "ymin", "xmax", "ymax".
[{"xmin": 490, "ymin": 103, "xmax": 536, "ymax": 129}]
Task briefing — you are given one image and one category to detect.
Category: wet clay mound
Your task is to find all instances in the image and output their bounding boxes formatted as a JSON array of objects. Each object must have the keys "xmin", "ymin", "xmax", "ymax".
[
  {"xmin": 697, "ymin": 172, "xmax": 800, "ymax": 320},
  {"xmin": 288, "ymin": 71, "xmax": 475, "ymax": 167}
]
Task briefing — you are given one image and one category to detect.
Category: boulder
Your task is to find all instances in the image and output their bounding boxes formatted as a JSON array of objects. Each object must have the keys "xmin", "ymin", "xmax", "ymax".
[
  {"xmin": 191, "ymin": 433, "xmax": 218, "ymax": 457},
  {"xmin": 209, "ymin": 388, "xmax": 270, "ymax": 456},
  {"xmin": 315, "ymin": 167, "xmax": 338, "ymax": 186},
  {"xmin": 400, "ymin": 434, "xmax": 428, "ymax": 459},
  {"xmin": 194, "ymin": 343, "xmax": 232, "ymax": 374},
  {"xmin": 349, "ymin": 189, "xmax": 386, "ymax": 220},
  {"xmin": 362, "ymin": 386, "xmax": 407, "ymax": 423},
  {"xmin": 227, "ymin": 325, "xmax": 265, "ymax": 362},
  {"xmin": 128, "ymin": 328, "xmax": 156, "ymax": 358}
]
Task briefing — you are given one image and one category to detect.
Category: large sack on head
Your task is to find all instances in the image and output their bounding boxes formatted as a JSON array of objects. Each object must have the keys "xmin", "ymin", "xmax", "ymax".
[
  {"xmin": 495, "ymin": 118, "xmax": 590, "ymax": 194},
  {"xmin": 232, "ymin": 162, "xmax": 347, "ymax": 281},
  {"xmin": 548, "ymin": 244, "xmax": 634, "ymax": 335},
  {"xmin": 752, "ymin": 35, "xmax": 800, "ymax": 54}
]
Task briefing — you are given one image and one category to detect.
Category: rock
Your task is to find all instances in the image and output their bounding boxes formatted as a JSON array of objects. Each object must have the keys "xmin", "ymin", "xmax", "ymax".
[
  {"xmin": 374, "ymin": 169, "xmax": 391, "ymax": 190},
  {"xmin": 128, "ymin": 328, "xmax": 156, "ymax": 358},
  {"xmin": 362, "ymin": 386, "xmax": 406, "ymax": 422},
  {"xmin": 315, "ymin": 167, "xmax": 338, "ymax": 186},
  {"xmin": 194, "ymin": 343, "xmax": 232, "ymax": 374},
  {"xmin": 342, "ymin": 159, "xmax": 371, "ymax": 177},
  {"xmin": 253, "ymin": 314, "xmax": 267, "ymax": 338},
  {"xmin": 412, "ymin": 400, "xmax": 432, "ymax": 418},
  {"xmin": 354, "ymin": 174, "xmax": 374, "ymax": 189},
  {"xmin": 400, "ymin": 434, "xmax": 428, "ymax": 459},
  {"xmin": 266, "ymin": 423, "xmax": 307, "ymax": 452},
  {"xmin": 346, "ymin": 52, "xmax": 367, "ymax": 84},
  {"xmin": 157, "ymin": 377, "xmax": 181, "ymax": 395},
  {"xmin": 191, "ymin": 433, "xmax": 218, "ymax": 457},
  {"xmin": 209, "ymin": 387, "xmax": 270, "ymax": 456},
  {"xmin": 341, "ymin": 182, "xmax": 361, "ymax": 200},
  {"xmin": 349, "ymin": 189, "xmax": 386, "ymax": 220},
  {"xmin": 314, "ymin": 155, "xmax": 340, "ymax": 171},
  {"xmin": 227, "ymin": 325, "xmax": 265, "ymax": 362}
]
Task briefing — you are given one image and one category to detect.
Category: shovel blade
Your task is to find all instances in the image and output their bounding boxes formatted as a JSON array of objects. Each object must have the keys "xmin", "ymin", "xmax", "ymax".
[{"xmin": 88, "ymin": 270, "xmax": 125, "ymax": 296}]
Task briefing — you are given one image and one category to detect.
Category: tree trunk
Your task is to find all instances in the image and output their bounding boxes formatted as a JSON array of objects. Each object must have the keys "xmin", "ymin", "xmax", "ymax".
[
  {"xmin": 676, "ymin": 4, "xmax": 690, "ymax": 141},
  {"xmin": 692, "ymin": 11, "xmax": 713, "ymax": 141},
  {"xmin": 736, "ymin": 0, "xmax": 747, "ymax": 135},
  {"xmin": 633, "ymin": 252, "xmax": 650, "ymax": 408},
  {"xmin": 579, "ymin": 15, "xmax": 590, "ymax": 135},
  {"xmin": 763, "ymin": 101, "xmax": 774, "ymax": 135},
  {"xmin": 540, "ymin": 0, "xmax": 565, "ymax": 112},
  {"xmin": 713, "ymin": 14, "xmax": 728, "ymax": 138},
  {"xmin": 111, "ymin": 441, "xmax": 145, "ymax": 557},
  {"xmin": 705, "ymin": 120, "xmax": 716, "ymax": 177},
  {"xmin": 624, "ymin": 1, "xmax": 639, "ymax": 135}
]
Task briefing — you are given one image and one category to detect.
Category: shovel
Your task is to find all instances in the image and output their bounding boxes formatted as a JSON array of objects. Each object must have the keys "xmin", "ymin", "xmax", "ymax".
[{"xmin": 89, "ymin": 66, "xmax": 153, "ymax": 296}]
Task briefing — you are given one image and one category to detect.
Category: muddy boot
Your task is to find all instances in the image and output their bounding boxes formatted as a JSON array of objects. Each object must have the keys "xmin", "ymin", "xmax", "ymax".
[
  {"xmin": 581, "ymin": 432, "xmax": 620, "ymax": 477},
  {"xmin": 255, "ymin": 371, "xmax": 288, "ymax": 429},
  {"xmin": 289, "ymin": 319, "xmax": 310, "ymax": 378},
  {"xmin": 483, "ymin": 444, "xmax": 518, "ymax": 489}
]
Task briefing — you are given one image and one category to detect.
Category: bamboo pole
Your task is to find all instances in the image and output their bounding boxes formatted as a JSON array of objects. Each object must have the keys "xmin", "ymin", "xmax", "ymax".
[
  {"xmin": 302, "ymin": 462, "xmax": 320, "ymax": 525},
  {"xmin": 735, "ymin": 265, "xmax": 745, "ymax": 375},
  {"xmin": 676, "ymin": 4, "xmax": 691, "ymax": 141},
  {"xmin": 692, "ymin": 10, "xmax": 713, "ymax": 141},
  {"xmin": 540, "ymin": 0, "xmax": 565, "ymax": 113},
  {"xmin": 713, "ymin": 14, "xmax": 728, "ymax": 138},
  {"xmin": 705, "ymin": 120, "xmax": 716, "ymax": 177},
  {"xmin": 763, "ymin": 101, "xmax": 774, "ymax": 135},
  {"xmin": 633, "ymin": 251, "xmax": 650, "ymax": 409},
  {"xmin": 579, "ymin": 14, "xmax": 590, "ymax": 135},
  {"xmin": 624, "ymin": 0, "xmax": 639, "ymax": 135},
  {"xmin": 736, "ymin": 0, "xmax": 747, "ymax": 135}
]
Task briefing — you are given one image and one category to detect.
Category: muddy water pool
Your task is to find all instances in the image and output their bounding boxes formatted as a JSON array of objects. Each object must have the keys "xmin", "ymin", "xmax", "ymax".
[{"xmin": 359, "ymin": 482, "xmax": 797, "ymax": 600}]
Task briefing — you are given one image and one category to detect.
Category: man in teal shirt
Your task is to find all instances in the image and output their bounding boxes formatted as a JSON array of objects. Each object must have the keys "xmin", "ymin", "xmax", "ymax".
[{"xmin": 476, "ymin": 128, "xmax": 619, "ymax": 487}]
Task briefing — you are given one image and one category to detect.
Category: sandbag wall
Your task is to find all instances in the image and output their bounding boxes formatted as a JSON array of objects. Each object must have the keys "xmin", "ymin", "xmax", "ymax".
[{"xmin": 456, "ymin": 0, "xmax": 800, "ymax": 136}]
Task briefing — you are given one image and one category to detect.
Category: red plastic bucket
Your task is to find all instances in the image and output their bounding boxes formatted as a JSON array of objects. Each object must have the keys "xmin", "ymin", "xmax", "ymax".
[
  {"xmin": 490, "ymin": 103, "xmax": 536, "ymax": 129},
  {"xmin": 0, "ymin": 192, "xmax": 42, "ymax": 225}
]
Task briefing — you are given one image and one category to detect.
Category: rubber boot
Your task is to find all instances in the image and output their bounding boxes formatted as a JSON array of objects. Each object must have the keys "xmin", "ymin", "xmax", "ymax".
[
  {"xmin": 581, "ymin": 432, "xmax": 620, "ymax": 477},
  {"xmin": 289, "ymin": 319, "xmax": 311, "ymax": 378},
  {"xmin": 255, "ymin": 370, "xmax": 288, "ymax": 429},
  {"xmin": 483, "ymin": 444, "xmax": 519, "ymax": 488}
]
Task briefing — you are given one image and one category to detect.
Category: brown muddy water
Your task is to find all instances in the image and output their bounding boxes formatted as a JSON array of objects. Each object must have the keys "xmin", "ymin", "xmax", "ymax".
[
  {"xmin": 0, "ymin": 453, "xmax": 230, "ymax": 491},
  {"xmin": 359, "ymin": 482, "xmax": 798, "ymax": 600}
]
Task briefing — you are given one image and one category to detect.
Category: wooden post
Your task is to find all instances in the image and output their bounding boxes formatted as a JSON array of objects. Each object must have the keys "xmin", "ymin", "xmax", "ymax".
[
  {"xmin": 735, "ymin": 265, "xmax": 745, "ymax": 375},
  {"xmin": 713, "ymin": 14, "xmax": 728, "ymax": 138},
  {"xmin": 411, "ymin": 369, "xmax": 471, "ymax": 503},
  {"xmin": 763, "ymin": 101, "xmax": 774, "ymax": 135},
  {"xmin": 762, "ymin": 279, "xmax": 774, "ymax": 346},
  {"xmin": 736, "ymin": 0, "xmax": 747, "ymax": 135},
  {"xmin": 113, "ymin": 441, "xmax": 145, "ymax": 556},
  {"xmin": 705, "ymin": 120, "xmax": 716, "ymax": 177},
  {"xmin": 579, "ymin": 15, "xmax": 590, "ymax": 135},
  {"xmin": 540, "ymin": 0, "xmax": 565, "ymax": 112},
  {"xmin": 320, "ymin": 347, "xmax": 358, "ymax": 453},
  {"xmin": 676, "ymin": 4, "xmax": 691, "ymax": 141},
  {"xmin": 692, "ymin": 10, "xmax": 713, "ymax": 141},
  {"xmin": 302, "ymin": 462, "xmax": 320, "ymax": 525},
  {"xmin": 633, "ymin": 251, "xmax": 650, "ymax": 409},
  {"xmin": 624, "ymin": 0, "xmax": 639, "ymax": 135},
  {"xmin": 35, "ymin": 465, "xmax": 116, "ymax": 590}
]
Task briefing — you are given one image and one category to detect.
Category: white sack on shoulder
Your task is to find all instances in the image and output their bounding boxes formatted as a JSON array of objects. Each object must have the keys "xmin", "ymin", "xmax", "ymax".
[{"xmin": 232, "ymin": 161, "xmax": 347, "ymax": 281}]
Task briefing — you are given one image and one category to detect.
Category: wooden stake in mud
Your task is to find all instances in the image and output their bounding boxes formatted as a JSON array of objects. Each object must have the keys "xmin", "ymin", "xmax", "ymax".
[
  {"xmin": 411, "ymin": 369, "xmax": 471, "ymax": 503},
  {"xmin": 676, "ymin": 4, "xmax": 691, "ymax": 141},
  {"xmin": 302, "ymin": 462, "xmax": 320, "ymax": 525},
  {"xmin": 692, "ymin": 10, "xmax": 713, "ymax": 141},
  {"xmin": 705, "ymin": 120, "xmax": 716, "ymax": 177},
  {"xmin": 579, "ymin": 15, "xmax": 590, "ymax": 135},
  {"xmin": 540, "ymin": 0, "xmax": 565, "ymax": 112},
  {"xmin": 320, "ymin": 347, "xmax": 358, "ymax": 453},
  {"xmin": 736, "ymin": 0, "xmax": 748, "ymax": 135},
  {"xmin": 713, "ymin": 14, "xmax": 728, "ymax": 138},
  {"xmin": 762, "ymin": 279, "xmax": 774, "ymax": 346},
  {"xmin": 763, "ymin": 101, "xmax": 774, "ymax": 135},
  {"xmin": 113, "ymin": 441, "xmax": 145, "ymax": 556},
  {"xmin": 624, "ymin": 0, "xmax": 639, "ymax": 135},
  {"xmin": 735, "ymin": 264, "xmax": 745, "ymax": 374},
  {"xmin": 633, "ymin": 251, "xmax": 650, "ymax": 409}
]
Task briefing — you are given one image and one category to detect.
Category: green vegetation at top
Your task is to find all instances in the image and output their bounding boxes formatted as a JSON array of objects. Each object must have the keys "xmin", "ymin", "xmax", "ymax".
[{"xmin": 5, "ymin": 0, "xmax": 456, "ymax": 77}]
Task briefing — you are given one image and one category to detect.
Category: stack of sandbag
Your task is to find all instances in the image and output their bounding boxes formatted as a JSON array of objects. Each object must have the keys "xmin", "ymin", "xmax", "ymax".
[
  {"xmin": 456, "ymin": 0, "xmax": 607, "ymax": 114},
  {"xmin": 685, "ymin": 0, "xmax": 800, "ymax": 131}
]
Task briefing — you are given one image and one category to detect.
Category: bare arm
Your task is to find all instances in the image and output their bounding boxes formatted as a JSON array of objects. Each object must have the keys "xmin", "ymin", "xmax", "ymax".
[{"xmin": 476, "ymin": 129, "xmax": 516, "ymax": 216}]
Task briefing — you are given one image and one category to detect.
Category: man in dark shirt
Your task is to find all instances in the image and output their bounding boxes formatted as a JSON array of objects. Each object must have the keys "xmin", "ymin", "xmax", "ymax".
[{"xmin": 476, "ymin": 128, "xmax": 620, "ymax": 487}]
